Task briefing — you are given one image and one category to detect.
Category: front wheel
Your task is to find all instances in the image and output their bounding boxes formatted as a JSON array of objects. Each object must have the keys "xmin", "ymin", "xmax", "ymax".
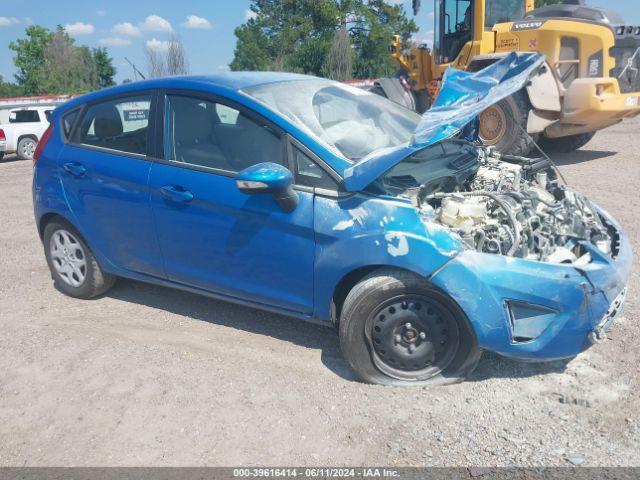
[
  {"xmin": 339, "ymin": 269, "xmax": 481, "ymax": 386},
  {"xmin": 538, "ymin": 132, "xmax": 596, "ymax": 153},
  {"xmin": 479, "ymin": 90, "xmax": 537, "ymax": 156},
  {"xmin": 0, "ymin": 153, "xmax": 4, "ymax": 161}
]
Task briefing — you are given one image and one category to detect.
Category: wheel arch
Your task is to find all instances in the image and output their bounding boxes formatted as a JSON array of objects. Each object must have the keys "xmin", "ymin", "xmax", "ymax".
[
  {"xmin": 38, "ymin": 212, "xmax": 74, "ymax": 240},
  {"xmin": 18, "ymin": 133, "xmax": 39, "ymax": 145},
  {"xmin": 331, "ymin": 265, "xmax": 423, "ymax": 325}
]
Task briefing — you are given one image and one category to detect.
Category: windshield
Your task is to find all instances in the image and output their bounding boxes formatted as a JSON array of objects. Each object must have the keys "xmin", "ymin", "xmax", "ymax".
[
  {"xmin": 243, "ymin": 79, "xmax": 422, "ymax": 161},
  {"xmin": 485, "ymin": 0, "xmax": 525, "ymax": 28}
]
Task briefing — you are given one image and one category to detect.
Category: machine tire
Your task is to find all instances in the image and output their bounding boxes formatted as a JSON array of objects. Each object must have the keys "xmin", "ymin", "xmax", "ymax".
[
  {"xmin": 339, "ymin": 268, "xmax": 481, "ymax": 386},
  {"xmin": 538, "ymin": 132, "xmax": 596, "ymax": 153},
  {"xmin": 17, "ymin": 136, "xmax": 38, "ymax": 160},
  {"xmin": 43, "ymin": 219, "xmax": 116, "ymax": 299},
  {"xmin": 0, "ymin": 153, "xmax": 4, "ymax": 161},
  {"xmin": 479, "ymin": 90, "xmax": 537, "ymax": 156}
]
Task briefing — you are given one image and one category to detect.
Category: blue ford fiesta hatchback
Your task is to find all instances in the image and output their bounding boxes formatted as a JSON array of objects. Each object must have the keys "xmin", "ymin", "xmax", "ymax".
[{"xmin": 33, "ymin": 73, "xmax": 631, "ymax": 386}]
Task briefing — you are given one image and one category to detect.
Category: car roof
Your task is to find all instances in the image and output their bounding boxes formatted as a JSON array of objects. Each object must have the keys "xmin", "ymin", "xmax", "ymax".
[{"xmin": 58, "ymin": 72, "xmax": 317, "ymax": 112}]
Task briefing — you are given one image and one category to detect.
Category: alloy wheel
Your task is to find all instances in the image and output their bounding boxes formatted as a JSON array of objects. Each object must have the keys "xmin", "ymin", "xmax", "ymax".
[
  {"xmin": 21, "ymin": 139, "xmax": 37, "ymax": 159},
  {"xmin": 49, "ymin": 229, "xmax": 87, "ymax": 287}
]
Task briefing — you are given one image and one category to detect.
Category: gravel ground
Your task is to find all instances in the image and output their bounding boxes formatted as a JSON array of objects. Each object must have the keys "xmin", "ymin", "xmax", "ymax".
[{"xmin": 0, "ymin": 119, "xmax": 639, "ymax": 467}]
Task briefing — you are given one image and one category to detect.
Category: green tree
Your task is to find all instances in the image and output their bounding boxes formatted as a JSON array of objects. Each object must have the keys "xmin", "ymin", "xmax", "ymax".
[
  {"xmin": 0, "ymin": 75, "xmax": 24, "ymax": 98},
  {"xmin": 92, "ymin": 47, "xmax": 117, "ymax": 88},
  {"xmin": 39, "ymin": 28, "xmax": 98, "ymax": 94},
  {"xmin": 230, "ymin": 0, "xmax": 417, "ymax": 79},
  {"xmin": 8, "ymin": 25, "xmax": 117, "ymax": 95},
  {"xmin": 8, "ymin": 25, "xmax": 54, "ymax": 95},
  {"xmin": 535, "ymin": 0, "xmax": 562, "ymax": 7}
]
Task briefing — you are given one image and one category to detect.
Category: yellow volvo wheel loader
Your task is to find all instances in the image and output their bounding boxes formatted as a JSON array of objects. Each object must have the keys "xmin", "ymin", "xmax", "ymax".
[{"xmin": 377, "ymin": 0, "xmax": 640, "ymax": 155}]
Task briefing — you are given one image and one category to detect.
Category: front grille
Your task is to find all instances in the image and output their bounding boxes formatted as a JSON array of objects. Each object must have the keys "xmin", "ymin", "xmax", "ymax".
[{"xmin": 610, "ymin": 35, "xmax": 640, "ymax": 94}]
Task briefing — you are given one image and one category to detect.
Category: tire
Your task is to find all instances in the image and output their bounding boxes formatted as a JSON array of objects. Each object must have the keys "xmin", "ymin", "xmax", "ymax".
[
  {"xmin": 538, "ymin": 132, "xmax": 596, "ymax": 153},
  {"xmin": 43, "ymin": 219, "xmax": 115, "ymax": 299},
  {"xmin": 0, "ymin": 153, "xmax": 4, "ymax": 161},
  {"xmin": 17, "ymin": 136, "xmax": 38, "ymax": 160},
  {"xmin": 479, "ymin": 90, "xmax": 537, "ymax": 157},
  {"xmin": 339, "ymin": 268, "xmax": 481, "ymax": 386}
]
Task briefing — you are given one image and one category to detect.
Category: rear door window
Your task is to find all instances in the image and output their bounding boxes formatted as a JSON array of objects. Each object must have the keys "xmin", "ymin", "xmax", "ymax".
[
  {"xmin": 73, "ymin": 95, "xmax": 151, "ymax": 156},
  {"xmin": 9, "ymin": 110, "xmax": 40, "ymax": 123}
]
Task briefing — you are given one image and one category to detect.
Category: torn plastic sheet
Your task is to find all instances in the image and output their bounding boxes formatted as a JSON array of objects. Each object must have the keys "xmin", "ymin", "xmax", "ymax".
[{"xmin": 342, "ymin": 52, "xmax": 545, "ymax": 192}]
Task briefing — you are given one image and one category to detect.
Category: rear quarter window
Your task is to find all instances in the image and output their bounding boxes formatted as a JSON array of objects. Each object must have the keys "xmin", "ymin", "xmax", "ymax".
[{"xmin": 62, "ymin": 110, "xmax": 80, "ymax": 140}]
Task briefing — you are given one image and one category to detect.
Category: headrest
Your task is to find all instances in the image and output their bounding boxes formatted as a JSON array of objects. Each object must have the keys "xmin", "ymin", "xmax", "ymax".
[
  {"xmin": 93, "ymin": 104, "xmax": 123, "ymax": 139},
  {"xmin": 174, "ymin": 102, "xmax": 213, "ymax": 144}
]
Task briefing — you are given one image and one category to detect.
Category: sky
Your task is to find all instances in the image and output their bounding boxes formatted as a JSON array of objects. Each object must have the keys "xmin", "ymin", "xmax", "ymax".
[{"xmin": 0, "ymin": 0, "xmax": 638, "ymax": 86}]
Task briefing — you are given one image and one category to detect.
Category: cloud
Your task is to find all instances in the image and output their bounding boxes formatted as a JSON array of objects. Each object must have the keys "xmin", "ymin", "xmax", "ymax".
[
  {"xmin": 413, "ymin": 30, "xmax": 434, "ymax": 47},
  {"xmin": 64, "ymin": 22, "xmax": 95, "ymax": 36},
  {"xmin": 139, "ymin": 15, "xmax": 173, "ymax": 33},
  {"xmin": 113, "ymin": 22, "xmax": 142, "ymax": 37},
  {"xmin": 145, "ymin": 38, "xmax": 171, "ymax": 52},
  {"xmin": 244, "ymin": 9, "xmax": 257, "ymax": 21},
  {"xmin": 96, "ymin": 10, "xmax": 107, "ymax": 17},
  {"xmin": 98, "ymin": 37, "xmax": 132, "ymax": 47},
  {"xmin": 0, "ymin": 17, "xmax": 20, "ymax": 26},
  {"xmin": 182, "ymin": 15, "xmax": 212, "ymax": 30}
]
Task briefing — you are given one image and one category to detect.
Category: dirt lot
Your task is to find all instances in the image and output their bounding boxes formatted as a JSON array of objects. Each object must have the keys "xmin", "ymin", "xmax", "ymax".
[{"xmin": 0, "ymin": 119, "xmax": 639, "ymax": 467}]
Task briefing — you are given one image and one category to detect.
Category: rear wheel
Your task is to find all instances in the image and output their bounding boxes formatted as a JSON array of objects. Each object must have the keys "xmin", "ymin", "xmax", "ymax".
[
  {"xmin": 0, "ymin": 153, "xmax": 4, "ymax": 161},
  {"xmin": 538, "ymin": 132, "xmax": 596, "ymax": 153},
  {"xmin": 479, "ymin": 90, "xmax": 537, "ymax": 156},
  {"xmin": 17, "ymin": 136, "xmax": 37, "ymax": 160},
  {"xmin": 43, "ymin": 219, "xmax": 115, "ymax": 299},
  {"xmin": 339, "ymin": 268, "xmax": 481, "ymax": 386}
]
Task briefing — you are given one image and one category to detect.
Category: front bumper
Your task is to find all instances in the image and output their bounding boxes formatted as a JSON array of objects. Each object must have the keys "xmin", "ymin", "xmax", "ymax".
[
  {"xmin": 547, "ymin": 78, "xmax": 640, "ymax": 137},
  {"xmin": 429, "ymin": 206, "xmax": 632, "ymax": 361}
]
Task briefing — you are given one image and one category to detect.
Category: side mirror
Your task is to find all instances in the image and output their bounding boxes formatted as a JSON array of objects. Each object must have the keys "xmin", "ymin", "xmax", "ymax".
[{"xmin": 235, "ymin": 162, "xmax": 298, "ymax": 213}]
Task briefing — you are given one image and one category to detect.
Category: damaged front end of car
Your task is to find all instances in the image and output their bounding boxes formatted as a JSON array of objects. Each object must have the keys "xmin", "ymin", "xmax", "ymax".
[
  {"xmin": 342, "ymin": 52, "xmax": 632, "ymax": 360},
  {"xmin": 411, "ymin": 145, "xmax": 631, "ymax": 359},
  {"xmin": 420, "ymin": 148, "xmax": 614, "ymax": 266}
]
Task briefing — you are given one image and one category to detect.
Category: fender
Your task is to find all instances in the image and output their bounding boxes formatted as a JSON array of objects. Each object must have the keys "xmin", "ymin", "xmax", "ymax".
[
  {"xmin": 312, "ymin": 193, "xmax": 465, "ymax": 321},
  {"xmin": 467, "ymin": 53, "xmax": 561, "ymax": 134}
]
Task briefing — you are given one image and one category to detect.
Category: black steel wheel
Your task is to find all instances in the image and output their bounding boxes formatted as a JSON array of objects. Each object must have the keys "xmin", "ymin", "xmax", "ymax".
[
  {"xmin": 368, "ymin": 296, "xmax": 460, "ymax": 381},
  {"xmin": 339, "ymin": 268, "xmax": 481, "ymax": 386}
]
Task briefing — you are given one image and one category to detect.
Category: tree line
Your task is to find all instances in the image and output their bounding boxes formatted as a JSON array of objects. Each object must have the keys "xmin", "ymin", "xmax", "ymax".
[
  {"xmin": 231, "ymin": 0, "xmax": 418, "ymax": 81},
  {"xmin": 0, "ymin": 25, "xmax": 116, "ymax": 97}
]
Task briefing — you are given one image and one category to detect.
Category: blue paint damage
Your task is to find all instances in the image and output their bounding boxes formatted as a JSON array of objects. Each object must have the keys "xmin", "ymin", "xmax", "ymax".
[{"xmin": 33, "ymin": 57, "xmax": 631, "ymax": 364}]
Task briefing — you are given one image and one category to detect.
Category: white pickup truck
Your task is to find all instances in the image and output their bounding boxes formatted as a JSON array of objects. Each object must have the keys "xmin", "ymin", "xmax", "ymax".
[{"xmin": 0, "ymin": 106, "xmax": 54, "ymax": 160}]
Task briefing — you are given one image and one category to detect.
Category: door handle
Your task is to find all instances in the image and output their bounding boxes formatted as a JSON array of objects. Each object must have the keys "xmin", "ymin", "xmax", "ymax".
[
  {"xmin": 63, "ymin": 162, "xmax": 86, "ymax": 177},
  {"xmin": 160, "ymin": 185, "xmax": 194, "ymax": 203}
]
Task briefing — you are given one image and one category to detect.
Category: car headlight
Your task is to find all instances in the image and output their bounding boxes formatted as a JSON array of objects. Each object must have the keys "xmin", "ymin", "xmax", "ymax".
[{"xmin": 506, "ymin": 301, "xmax": 558, "ymax": 342}]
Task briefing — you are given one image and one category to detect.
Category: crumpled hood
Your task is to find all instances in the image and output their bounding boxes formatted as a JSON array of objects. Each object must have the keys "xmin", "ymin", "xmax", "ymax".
[{"xmin": 342, "ymin": 52, "xmax": 546, "ymax": 192}]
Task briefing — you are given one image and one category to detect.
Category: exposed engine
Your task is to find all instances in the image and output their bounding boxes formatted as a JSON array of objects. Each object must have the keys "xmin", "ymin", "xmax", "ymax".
[{"xmin": 421, "ymin": 149, "xmax": 614, "ymax": 264}]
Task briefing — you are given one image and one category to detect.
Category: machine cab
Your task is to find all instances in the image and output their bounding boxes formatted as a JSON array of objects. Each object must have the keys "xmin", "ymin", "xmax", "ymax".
[{"xmin": 433, "ymin": 0, "xmax": 534, "ymax": 68}]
